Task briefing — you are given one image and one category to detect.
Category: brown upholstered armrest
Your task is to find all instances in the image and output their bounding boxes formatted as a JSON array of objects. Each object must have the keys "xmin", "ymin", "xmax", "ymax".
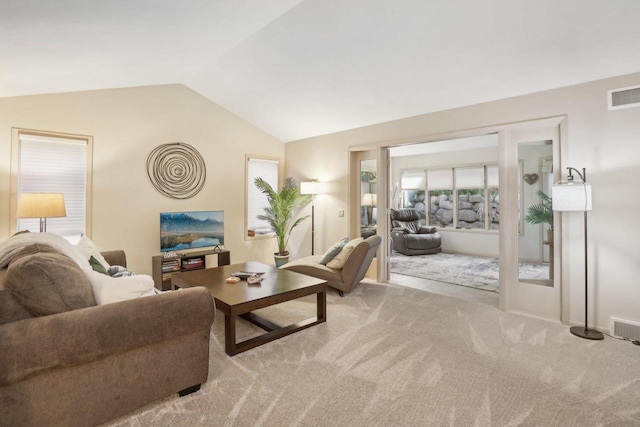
[
  {"xmin": 0, "ymin": 287, "xmax": 214, "ymax": 386},
  {"xmin": 101, "ymin": 250, "xmax": 127, "ymax": 267}
]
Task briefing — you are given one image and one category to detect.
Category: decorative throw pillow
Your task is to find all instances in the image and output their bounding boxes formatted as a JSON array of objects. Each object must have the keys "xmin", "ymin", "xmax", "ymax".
[
  {"xmin": 318, "ymin": 237, "xmax": 348, "ymax": 265},
  {"xmin": 0, "ymin": 232, "xmax": 89, "ymax": 270},
  {"xmin": 89, "ymin": 256, "xmax": 108, "ymax": 275},
  {"xmin": 6, "ymin": 243, "xmax": 61, "ymax": 267},
  {"xmin": 326, "ymin": 238, "xmax": 363, "ymax": 269},
  {"xmin": 76, "ymin": 236, "xmax": 111, "ymax": 270},
  {"xmin": 85, "ymin": 269, "xmax": 155, "ymax": 305},
  {"xmin": 7, "ymin": 252, "xmax": 96, "ymax": 316},
  {"xmin": 108, "ymin": 265, "xmax": 135, "ymax": 277}
]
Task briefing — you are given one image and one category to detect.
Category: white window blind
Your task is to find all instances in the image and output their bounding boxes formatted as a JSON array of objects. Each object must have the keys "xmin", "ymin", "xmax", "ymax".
[
  {"xmin": 426, "ymin": 169, "xmax": 453, "ymax": 190},
  {"xmin": 17, "ymin": 134, "xmax": 88, "ymax": 242},
  {"xmin": 455, "ymin": 166, "xmax": 484, "ymax": 188},
  {"xmin": 247, "ymin": 157, "xmax": 279, "ymax": 234},
  {"xmin": 400, "ymin": 170, "xmax": 425, "ymax": 189},
  {"xmin": 486, "ymin": 165, "xmax": 499, "ymax": 187}
]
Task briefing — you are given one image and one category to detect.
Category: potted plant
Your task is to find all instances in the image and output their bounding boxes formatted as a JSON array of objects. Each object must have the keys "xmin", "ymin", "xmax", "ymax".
[
  {"xmin": 525, "ymin": 190, "xmax": 553, "ymax": 242},
  {"xmin": 254, "ymin": 177, "xmax": 311, "ymax": 266}
]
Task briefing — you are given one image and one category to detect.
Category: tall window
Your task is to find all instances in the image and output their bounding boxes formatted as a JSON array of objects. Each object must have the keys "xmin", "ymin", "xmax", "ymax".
[
  {"xmin": 400, "ymin": 170, "xmax": 426, "ymax": 219},
  {"xmin": 246, "ymin": 156, "xmax": 279, "ymax": 237},
  {"xmin": 486, "ymin": 165, "xmax": 500, "ymax": 230},
  {"xmin": 455, "ymin": 167, "xmax": 485, "ymax": 229},
  {"xmin": 426, "ymin": 169, "xmax": 454, "ymax": 228},
  {"xmin": 11, "ymin": 130, "xmax": 92, "ymax": 242}
]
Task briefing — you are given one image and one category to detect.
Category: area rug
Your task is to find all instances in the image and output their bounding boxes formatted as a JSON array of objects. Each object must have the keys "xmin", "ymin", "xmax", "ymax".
[
  {"xmin": 390, "ymin": 252, "xmax": 550, "ymax": 293},
  {"xmin": 107, "ymin": 283, "xmax": 640, "ymax": 426}
]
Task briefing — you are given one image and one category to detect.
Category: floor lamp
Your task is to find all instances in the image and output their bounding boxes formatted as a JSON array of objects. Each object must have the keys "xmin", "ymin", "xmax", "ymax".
[
  {"xmin": 361, "ymin": 193, "xmax": 377, "ymax": 226},
  {"xmin": 16, "ymin": 193, "xmax": 67, "ymax": 232},
  {"xmin": 300, "ymin": 181, "xmax": 324, "ymax": 255},
  {"xmin": 552, "ymin": 167, "xmax": 603, "ymax": 340}
]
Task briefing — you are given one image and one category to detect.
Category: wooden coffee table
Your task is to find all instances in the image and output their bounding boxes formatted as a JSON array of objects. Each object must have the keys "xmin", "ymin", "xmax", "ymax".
[{"xmin": 172, "ymin": 261, "xmax": 327, "ymax": 356}]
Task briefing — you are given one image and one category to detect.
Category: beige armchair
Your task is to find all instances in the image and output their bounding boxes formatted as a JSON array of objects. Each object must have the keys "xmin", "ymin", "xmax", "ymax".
[{"xmin": 283, "ymin": 235, "xmax": 381, "ymax": 296}]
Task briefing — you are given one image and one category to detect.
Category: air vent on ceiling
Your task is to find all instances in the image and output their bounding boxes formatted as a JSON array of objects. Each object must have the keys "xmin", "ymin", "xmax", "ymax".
[
  {"xmin": 610, "ymin": 317, "xmax": 640, "ymax": 341},
  {"xmin": 608, "ymin": 84, "xmax": 640, "ymax": 110}
]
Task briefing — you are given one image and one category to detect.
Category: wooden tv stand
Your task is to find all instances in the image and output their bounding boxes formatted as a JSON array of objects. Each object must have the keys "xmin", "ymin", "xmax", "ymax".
[{"xmin": 152, "ymin": 249, "xmax": 230, "ymax": 291}]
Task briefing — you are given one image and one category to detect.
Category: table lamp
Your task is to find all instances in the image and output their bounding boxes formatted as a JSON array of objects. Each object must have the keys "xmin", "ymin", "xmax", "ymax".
[{"xmin": 16, "ymin": 193, "xmax": 67, "ymax": 232}]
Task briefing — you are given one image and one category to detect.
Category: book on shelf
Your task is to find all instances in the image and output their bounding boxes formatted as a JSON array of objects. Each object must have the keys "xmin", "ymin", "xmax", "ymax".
[{"xmin": 182, "ymin": 258, "xmax": 204, "ymax": 269}]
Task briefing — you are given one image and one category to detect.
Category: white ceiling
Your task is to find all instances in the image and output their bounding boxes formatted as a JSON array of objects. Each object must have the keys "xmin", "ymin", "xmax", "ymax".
[{"xmin": 2, "ymin": 0, "xmax": 640, "ymax": 142}]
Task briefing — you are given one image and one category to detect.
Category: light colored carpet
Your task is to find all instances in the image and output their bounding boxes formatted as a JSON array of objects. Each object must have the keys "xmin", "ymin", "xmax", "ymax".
[
  {"xmin": 390, "ymin": 252, "xmax": 550, "ymax": 293},
  {"xmin": 106, "ymin": 283, "xmax": 640, "ymax": 426}
]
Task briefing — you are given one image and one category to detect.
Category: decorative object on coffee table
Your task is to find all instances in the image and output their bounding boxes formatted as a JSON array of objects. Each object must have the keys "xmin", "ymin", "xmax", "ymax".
[{"xmin": 146, "ymin": 142, "xmax": 206, "ymax": 199}]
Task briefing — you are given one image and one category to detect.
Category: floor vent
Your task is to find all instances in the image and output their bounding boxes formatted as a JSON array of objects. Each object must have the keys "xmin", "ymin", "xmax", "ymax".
[
  {"xmin": 608, "ymin": 84, "xmax": 640, "ymax": 110},
  {"xmin": 610, "ymin": 317, "xmax": 640, "ymax": 340}
]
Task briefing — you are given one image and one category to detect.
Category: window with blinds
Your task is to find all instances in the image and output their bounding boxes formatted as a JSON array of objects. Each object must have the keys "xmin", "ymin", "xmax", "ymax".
[
  {"xmin": 13, "ymin": 132, "xmax": 91, "ymax": 243},
  {"xmin": 400, "ymin": 170, "xmax": 425, "ymax": 189},
  {"xmin": 246, "ymin": 156, "xmax": 279, "ymax": 237},
  {"xmin": 402, "ymin": 164, "xmax": 499, "ymax": 230}
]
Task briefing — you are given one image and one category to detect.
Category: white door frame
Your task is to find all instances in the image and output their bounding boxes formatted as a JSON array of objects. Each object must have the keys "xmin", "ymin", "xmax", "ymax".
[
  {"xmin": 348, "ymin": 147, "xmax": 389, "ymax": 283},
  {"xmin": 348, "ymin": 115, "xmax": 568, "ymax": 323},
  {"xmin": 499, "ymin": 116, "xmax": 566, "ymax": 321}
]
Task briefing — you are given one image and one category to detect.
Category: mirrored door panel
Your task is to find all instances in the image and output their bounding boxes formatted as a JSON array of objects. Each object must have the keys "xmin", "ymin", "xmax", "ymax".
[
  {"xmin": 360, "ymin": 159, "xmax": 378, "ymax": 239},
  {"xmin": 501, "ymin": 118, "xmax": 563, "ymax": 321},
  {"xmin": 517, "ymin": 141, "xmax": 553, "ymax": 286}
]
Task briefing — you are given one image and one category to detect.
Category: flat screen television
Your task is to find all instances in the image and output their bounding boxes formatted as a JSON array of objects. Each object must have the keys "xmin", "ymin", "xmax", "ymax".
[{"xmin": 160, "ymin": 210, "xmax": 224, "ymax": 252}]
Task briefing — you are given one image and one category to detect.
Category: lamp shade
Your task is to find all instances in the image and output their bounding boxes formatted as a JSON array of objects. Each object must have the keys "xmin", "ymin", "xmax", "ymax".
[
  {"xmin": 300, "ymin": 181, "xmax": 326, "ymax": 195},
  {"xmin": 16, "ymin": 193, "xmax": 67, "ymax": 218},
  {"xmin": 552, "ymin": 182, "xmax": 592, "ymax": 212},
  {"xmin": 361, "ymin": 193, "xmax": 377, "ymax": 206}
]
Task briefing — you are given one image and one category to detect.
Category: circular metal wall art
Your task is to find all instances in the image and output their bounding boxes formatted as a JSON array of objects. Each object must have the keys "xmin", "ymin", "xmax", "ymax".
[{"xmin": 146, "ymin": 142, "xmax": 206, "ymax": 199}]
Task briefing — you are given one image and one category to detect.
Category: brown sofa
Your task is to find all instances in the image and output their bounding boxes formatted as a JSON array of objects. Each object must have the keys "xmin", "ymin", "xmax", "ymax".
[
  {"xmin": 0, "ymin": 248, "xmax": 215, "ymax": 427},
  {"xmin": 283, "ymin": 235, "xmax": 382, "ymax": 295}
]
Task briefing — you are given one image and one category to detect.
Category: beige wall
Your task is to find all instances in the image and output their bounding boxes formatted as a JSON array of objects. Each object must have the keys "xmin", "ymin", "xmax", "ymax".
[
  {"xmin": 0, "ymin": 84, "xmax": 283, "ymax": 274},
  {"xmin": 285, "ymin": 71, "xmax": 640, "ymax": 332}
]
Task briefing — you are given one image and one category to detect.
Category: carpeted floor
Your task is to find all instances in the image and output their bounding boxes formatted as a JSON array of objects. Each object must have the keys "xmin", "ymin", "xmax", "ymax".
[
  {"xmin": 106, "ymin": 283, "xmax": 640, "ymax": 426},
  {"xmin": 389, "ymin": 252, "xmax": 550, "ymax": 293}
]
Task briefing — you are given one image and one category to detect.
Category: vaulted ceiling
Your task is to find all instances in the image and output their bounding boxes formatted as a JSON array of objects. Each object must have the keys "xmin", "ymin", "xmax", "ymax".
[{"xmin": 2, "ymin": 0, "xmax": 640, "ymax": 142}]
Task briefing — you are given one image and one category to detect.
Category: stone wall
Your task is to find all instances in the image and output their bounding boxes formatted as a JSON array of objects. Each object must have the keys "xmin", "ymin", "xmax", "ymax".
[{"xmin": 429, "ymin": 193, "xmax": 499, "ymax": 229}]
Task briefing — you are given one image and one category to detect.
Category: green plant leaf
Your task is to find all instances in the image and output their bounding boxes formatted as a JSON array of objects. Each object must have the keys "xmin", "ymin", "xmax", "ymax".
[
  {"xmin": 254, "ymin": 176, "xmax": 312, "ymax": 255},
  {"xmin": 525, "ymin": 190, "xmax": 553, "ymax": 227}
]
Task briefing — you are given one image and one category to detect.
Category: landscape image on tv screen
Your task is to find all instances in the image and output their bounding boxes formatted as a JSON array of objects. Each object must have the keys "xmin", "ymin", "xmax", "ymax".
[{"xmin": 160, "ymin": 210, "xmax": 224, "ymax": 252}]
